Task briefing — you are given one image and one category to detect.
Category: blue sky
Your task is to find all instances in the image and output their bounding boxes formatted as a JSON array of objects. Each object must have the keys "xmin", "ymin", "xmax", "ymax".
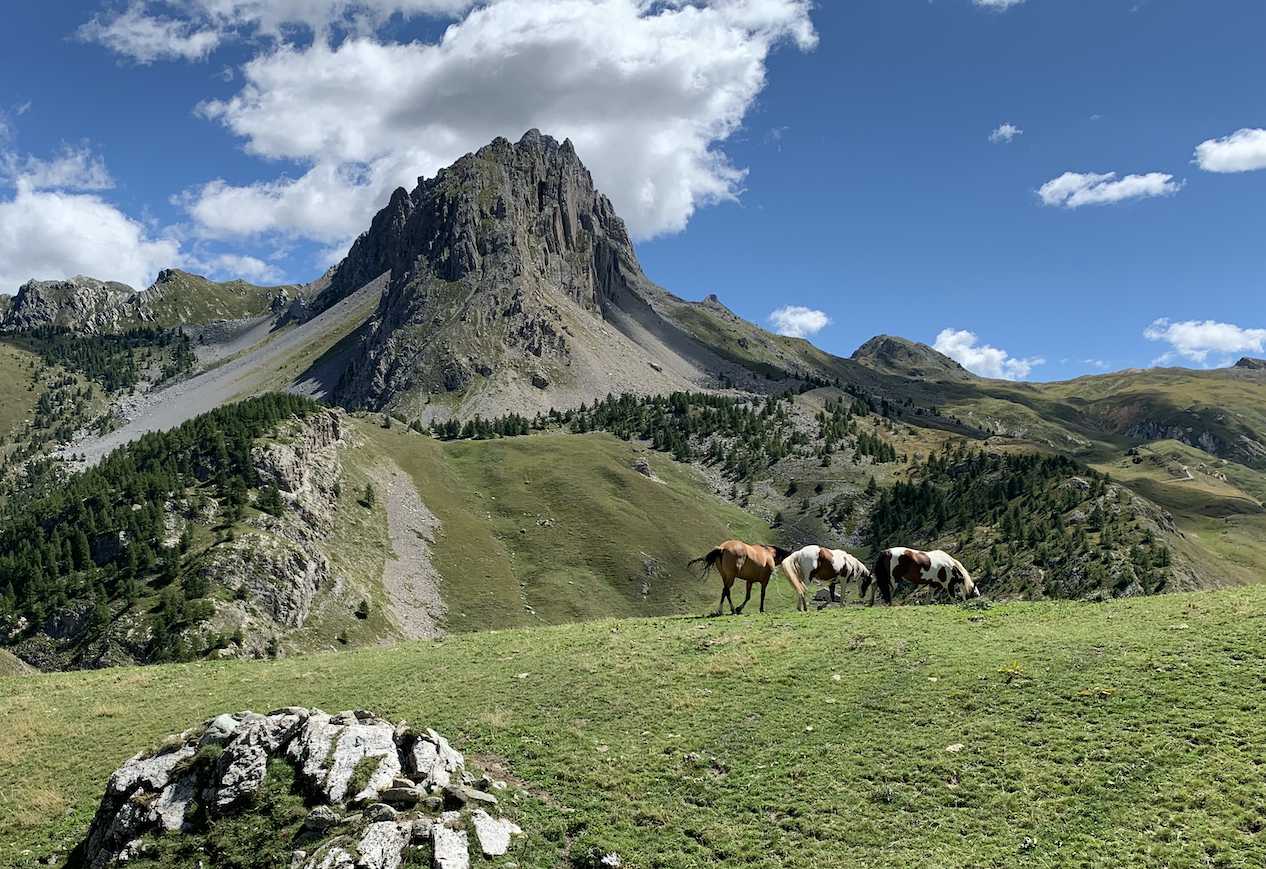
[{"xmin": 1, "ymin": 0, "xmax": 1263, "ymax": 381}]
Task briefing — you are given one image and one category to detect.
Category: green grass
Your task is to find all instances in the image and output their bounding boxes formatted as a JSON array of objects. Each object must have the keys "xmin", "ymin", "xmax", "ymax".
[
  {"xmin": 139, "ymin": 271, "xmax": 293, "ymax": 327},
  {"xmin": 5, "ymin": 587, "xmax": 1266, "ymax": 868},
  {"xmin": 358, "ymin": 424, "xmax": 776, "ymax": 631}
]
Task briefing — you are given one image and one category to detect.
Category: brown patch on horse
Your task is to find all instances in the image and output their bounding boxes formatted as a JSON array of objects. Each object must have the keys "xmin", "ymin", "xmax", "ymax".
[
  {"xmin": 938, "ymin": 566, "xmax": 948, "ymax": 584},
  {"xmin": 814, "ymin": 547, "xmax": 834, "ymax": 581}
]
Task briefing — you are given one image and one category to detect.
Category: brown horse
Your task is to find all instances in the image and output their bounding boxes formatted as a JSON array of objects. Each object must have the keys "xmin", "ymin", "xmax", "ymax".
[
  {"xmin": 861, "ymin": 547, "xmax": 980, "ymax": 606},
  {"xmin": 688, "ymin": 540, "xmax": 794, "ymax": 615}
]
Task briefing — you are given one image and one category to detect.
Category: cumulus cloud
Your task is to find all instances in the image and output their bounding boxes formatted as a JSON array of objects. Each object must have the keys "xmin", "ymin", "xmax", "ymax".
[
  {"xmin": 0, "ymin": 145, "xmax": 179, "ymax": 292},
  {"xmin": 1143, "ymin": 318, "xmax": 1266, "ymax": 366},
  {"xmin": 933, "ymin": 328, "xmax": 1043, "ymax": 381},
  {"xmin": 187, "ymin": 252, "xmax": 285, "ymax": 284},
  {"xmin": 1193, "ymin": 128, "xmax": 1266, "ymax": 174},
  {"xmin": 989, "ymin": 123, "xmax": 1022, "ymax": 144},
  {"xmin": 2, "ymin": 145, "xmax": 114, "ymax": 192},
  {"xmin": 80, "ymin": 0, "xmax": 477, "ymax": 60},
  {"xmin": 77, "ymin": 5, "xmax": 223, "ymax": 63},
  {"xmin": 1037, "ymin": 171, "xmax": 1182, "ymax": 208},
  {"xmin": 974, "ymin": 0, "xmax": 1025, "ymax": 9},
  {"xmin": 0, "ymin": 186, "xmax": 180, "ymax": 293},
  {"xmin": 86, "ymin": 0, "xmax": 816, "ymax": 249},
  {"xmin": 768, "ymin": 306, "xmax": 831, "ymax": 338}
]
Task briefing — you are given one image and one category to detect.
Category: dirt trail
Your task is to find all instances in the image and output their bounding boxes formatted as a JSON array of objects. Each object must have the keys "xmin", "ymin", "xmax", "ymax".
[{"xmin": 375, "ymin": 464, "xmax": 446, "ymax": 640}]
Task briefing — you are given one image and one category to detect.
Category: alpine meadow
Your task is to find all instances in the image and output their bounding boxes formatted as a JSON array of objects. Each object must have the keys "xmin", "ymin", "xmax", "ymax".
[{"xmin": 2, "ymin": 2, "xmax": 1266, "ymax": 867}]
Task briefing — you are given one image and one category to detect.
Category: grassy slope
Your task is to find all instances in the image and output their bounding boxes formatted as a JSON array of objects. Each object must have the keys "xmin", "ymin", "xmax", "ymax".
[
  {"xmin": 356, "ymin": 423, "xmax": 777, "ymax": 631},
  {"xmin": 4, "ymin": 588, "xmax": 1266, "ymax": 868},
  {"xmin": 139, "ymin": 271, "xmax": 293, "ymax": 328},
  {"xmin": 0, "ymin": 341, "xmax": 42, "ymax": 442}
]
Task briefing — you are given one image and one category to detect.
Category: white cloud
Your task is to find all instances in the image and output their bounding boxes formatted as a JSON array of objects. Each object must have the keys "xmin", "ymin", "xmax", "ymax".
[
  {"xmin": 77, "ymin": 4, "xmax": 223, "ymax": 63},
  {"xmin": 988, "ymin": 123, "xmax": 1022, "ymax": 144},
  {"xmin": 1193, "ymin": 128, "xmax": 1266, "ymax": 174},
  {"xmin": 933, "ymin": 328, "xmax": 1043, "ymax": 380},
  {"xmin": 187, "ymin": 252, "xmax": 285, "ymax": 284},
  {"xmin": 81, "ymin": 0, "xmax": 478, "ymax": 61},
  {"xmin": 973, "ymin": 0, "xmax": 1025, "ymax": 9},
  {"xmin": 0, "ymin": 145, "xmax": 179, "ymax": 292},
  {"xmin": 1037, "ymin": 171, "xmax": 1182, "ymax": 208},
  {"xmin": 88, "ymin": 0, "xmax": 816, "ymax": 248},
  {"xmin": 0, "ymin": 186, "xmax": 180, "ymax": 293},
  {"xmin": 1143, "ymin": 318, "xmax": 1266, "ymax": 366},
  {"xmin": 2, "ymin": 145, "xmax": 114, "ymax": 192},
  {"xmin": 768, "ymin": 306, "xmax": 831, "ymax": 338}
]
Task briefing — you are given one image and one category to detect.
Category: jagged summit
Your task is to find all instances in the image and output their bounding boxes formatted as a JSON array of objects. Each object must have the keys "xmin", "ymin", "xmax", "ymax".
[
  {"xmin": 0, "ymin": 270, "xmax": 295, "ymax": 333},
  {"xmin": 323, "ymin": 130, "xmax": 746, "ymax": 418},
  {"xmin": 3, "ymin": 275, "xmax": 137, "ymax": 332},
  {"xmin": 850, "ymin": 334, "xmax": 976, "ymax": 381},
  {"xmin": 1233, "ymin": 357, "xmax": 1266, "ymax": 371}
]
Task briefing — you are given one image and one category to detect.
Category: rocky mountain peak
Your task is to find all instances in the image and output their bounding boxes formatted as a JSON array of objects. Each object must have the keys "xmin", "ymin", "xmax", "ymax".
[
  {"xmin": 316, "ymin": 129, "xmax": 642, "ymax": 316},
  {"xmin": 4, "ymin": 275, "xmax": 138, "ymax": 332},
  {"xmin": 324, "ymin": 130, "xmax": 720, "ymax": 417},
  {"xmin": 1233, "ymin": 356, "xmax": 1266, "ymax": 371},
  {"xmin": 851, "ymin": 334, "xmax": 976, "ymax": 381}
]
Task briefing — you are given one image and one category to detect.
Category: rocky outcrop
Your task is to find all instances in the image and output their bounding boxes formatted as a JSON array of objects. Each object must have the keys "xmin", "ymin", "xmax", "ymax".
[
  {"xmin": 201, "ymin": 410, "xmax": 343, "ymax": 630},
  {"xmin": 3, "ymin": 275, "xmax": 137, "ymax": 331},
  {"xmin": 78, "ymin": 708, "xmax": 526, "ymax": 869},
  {"xmin": 2, "ymin": 269, "xmax": 297, "ymax": 334},
  {"xmin": 322, "ymin": 130, "xmax": 759, "ymax": 420}
]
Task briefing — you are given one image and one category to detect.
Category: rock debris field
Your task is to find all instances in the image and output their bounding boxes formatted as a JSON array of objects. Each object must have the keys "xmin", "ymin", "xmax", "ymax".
[{"xmin": 80, "ymin": 708, "xmax": 527, "ymax": 869}]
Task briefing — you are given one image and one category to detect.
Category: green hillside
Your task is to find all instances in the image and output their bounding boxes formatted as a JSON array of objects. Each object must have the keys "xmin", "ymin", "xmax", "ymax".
[
  {"xmin": 137, "ymin": 270, "xmax": 295, "ymax": 328},
  {"xmin": 4, "ymin": 588, "xmax": 1265, "ymax": 868}
]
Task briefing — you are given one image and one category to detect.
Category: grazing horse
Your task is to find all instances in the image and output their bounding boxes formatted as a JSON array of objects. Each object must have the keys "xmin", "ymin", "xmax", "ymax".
[
  {"xmin": 780, "ymin": 544, "xmax": 873, "ymax": 612},
  {"xmin": 861, "ymin": 547, "xmax": 980, "ymax": 606},
  {"xmin": 687, "ymin": 540, "xmax": 793, "ymax": 615}
]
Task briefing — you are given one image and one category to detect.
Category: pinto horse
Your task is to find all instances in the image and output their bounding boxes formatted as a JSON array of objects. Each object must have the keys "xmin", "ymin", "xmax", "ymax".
[
  {"xmin": 861, "ymin": 547, "xmax": 980, "ymax": 606},
  {"xmin": 688, "ymin": 540, "xmax": 793, "ymax": 615},
  {"xmin": 780, "ymin": 544, "xmax": 873, "ymax": 612}
]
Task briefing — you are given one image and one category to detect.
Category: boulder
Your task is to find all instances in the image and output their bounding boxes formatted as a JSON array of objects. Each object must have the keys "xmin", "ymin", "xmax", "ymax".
[
  {"xmin": 470, "ymin": 809, "xmax": 523, "ymax": 856},
  {"xmin": 356, "ymin": 821, "xmax": 410, "ymax": 869},
  {"xmin": 285, "ymin": 711, "xmax": 401, "ymax": 805},
  {"xmin": 432, "ymin": 825, "xmax": 470, "ymax": 869}
]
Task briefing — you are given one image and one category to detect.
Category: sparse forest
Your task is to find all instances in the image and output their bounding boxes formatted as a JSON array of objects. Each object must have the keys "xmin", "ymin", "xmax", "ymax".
[{"xmin": 0, "ymin": 394, "xmax": 322, "ymax": 662}]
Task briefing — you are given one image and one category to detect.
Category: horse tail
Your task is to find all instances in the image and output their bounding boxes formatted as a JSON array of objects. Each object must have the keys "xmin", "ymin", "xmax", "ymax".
[
  {"xmin": 780, "ymin": 548, "xmax": 809, "ymax": 611},
  {"xmin": 687, "ymin": 547, "xmax": 724, "ymax": 579},
  {"xmin": 871, "ymin": 551, "xmax": 894, "ymax": 605}
]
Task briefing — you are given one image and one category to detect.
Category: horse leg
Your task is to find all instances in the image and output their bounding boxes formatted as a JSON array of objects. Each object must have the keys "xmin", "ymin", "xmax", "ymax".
[
  {"xmin": 759, "ymin": 580, "xmax": 769, "ymax": 614},
  {"xmin": 735, "ymin": 581, "xmax": 755, "ymax": 614},
  {"xmin": 716, "ymin": 581, "xmax": 729, "ymax": 616}
]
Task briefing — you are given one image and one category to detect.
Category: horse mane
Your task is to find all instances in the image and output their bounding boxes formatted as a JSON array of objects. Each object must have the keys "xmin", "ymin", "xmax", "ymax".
[{"xmin": 766, "ymin": 544, "xmax": 794, "ymax": 564}]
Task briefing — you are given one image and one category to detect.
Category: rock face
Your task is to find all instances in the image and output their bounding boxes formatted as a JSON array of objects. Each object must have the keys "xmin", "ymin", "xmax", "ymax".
[
  {"xmin": 78, "ymin": 708, "xmax": 526, "ymax": 869},
  {"xmin": 322, "ymin": 130, "xmax": 753, "ymax": 420},
  {"xmin": 200, "ymin": 410, "xmax": 343, "ymax": 631},
  {"xmin": 3, "ymin": 275, "xmax": 138, "ymax": 331}
]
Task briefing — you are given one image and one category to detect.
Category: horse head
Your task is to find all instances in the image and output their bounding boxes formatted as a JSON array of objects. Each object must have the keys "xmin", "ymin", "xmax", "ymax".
[
  {"xmin": 858, "ymin": 572, "xmax": 873, "ymax": 599},
  {"xmin": 954, "ymin": 561, "xmax": 981, "ymax": 598}
]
